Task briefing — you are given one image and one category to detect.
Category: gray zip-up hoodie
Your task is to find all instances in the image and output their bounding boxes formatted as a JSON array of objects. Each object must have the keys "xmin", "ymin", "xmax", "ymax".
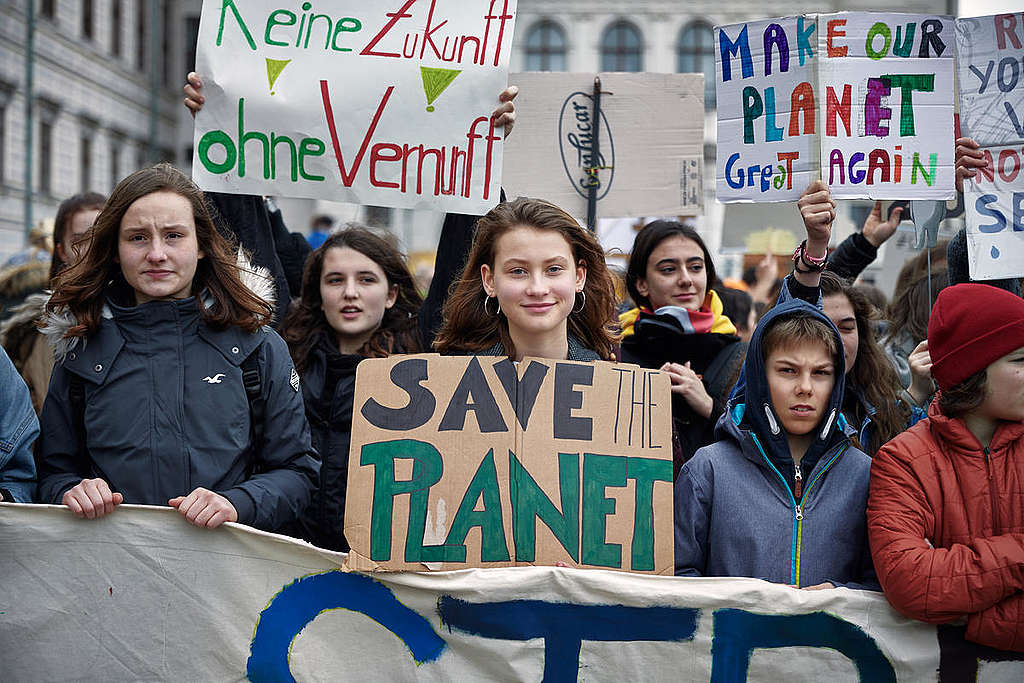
[{"xmin": 674, "ymin": 299, "xmax": 878, "ymax": 589}]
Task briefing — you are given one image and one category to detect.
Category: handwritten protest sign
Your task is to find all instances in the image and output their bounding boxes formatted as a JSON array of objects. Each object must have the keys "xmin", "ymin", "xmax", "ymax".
[
  {"xmin": 716, "ymin": 12, "xmax": 955, "ymax": 203},
  {"xmin": 5, "ymin": 504, "xmax": 1024, "ymax": 681},
  {"xmin": 502, "ymin": 73, "xmax": 705, "ymax": 219},
  {"xmin": 191, "ymin": 0, "xmax": 517, "ymax": 214},
  {"xmin": 956, "ymin": 13, "xmax": 1024, "ymax": 281},
  {"xmin": 342, "ymin": 355, "xmax": 674, "ymax": 573}
]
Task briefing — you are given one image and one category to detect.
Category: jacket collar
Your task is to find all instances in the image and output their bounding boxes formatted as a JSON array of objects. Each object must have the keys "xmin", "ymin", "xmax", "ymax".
[
  {"xmin": 927, "ymin": 397, "xmax": 1024, "ymax": 456},
  {"xmin": 483, "ymin": 334, "xmax": 600, "ymax": 362}
]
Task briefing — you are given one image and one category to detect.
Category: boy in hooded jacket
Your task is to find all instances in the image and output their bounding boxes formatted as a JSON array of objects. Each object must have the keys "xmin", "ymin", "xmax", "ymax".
[{"xmin": 674, "ymin": 298, "xmax": 878, "ymax": 589}]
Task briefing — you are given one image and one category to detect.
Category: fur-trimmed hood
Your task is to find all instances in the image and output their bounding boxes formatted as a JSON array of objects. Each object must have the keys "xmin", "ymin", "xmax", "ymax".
[{"xmin": 40, "ymin": 250, "xmax": 276, "ymax": 362}]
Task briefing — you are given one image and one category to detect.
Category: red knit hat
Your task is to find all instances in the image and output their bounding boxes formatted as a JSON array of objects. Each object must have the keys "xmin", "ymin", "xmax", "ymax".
[{"xmin": 928, "ymin": 283, "xmax": 1024, "ymax": 390}]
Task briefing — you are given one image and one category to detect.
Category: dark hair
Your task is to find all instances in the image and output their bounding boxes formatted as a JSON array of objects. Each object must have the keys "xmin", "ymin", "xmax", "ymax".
[
  {"xmin": 50, "ymin": 191, "xmax": 106, "ymax": 281},
  {"xmin": 819, "ymin": 270, "xmax": 910, "ymax": 454},
  {"xmin": 47, "ymin": 163, "xmax": 273, "ymax": 337},
  {"xmin": 433, "ymin": 197, "xmax": 619, "ymax": 359},
  {"xmin": 714, "ymin": 285, "xmax": 753, "ymax": 331},
  {"xmin": 892, "ymin": 241, "xmax": 948, "ymax": 303},
  {"xmin": 761, "ymin": 313, "xmax": 840, "ymax": 366},
  {"xmin": 279, "ymin": 228, "xmax": 423, "ymax": 373},
  {"xmin": 939, "ymin": 368, "xmax": 987, "ymax": 418},
  {"xmin": 885, "ymin": 268, "xmax": 947, "ymax": 344},
  {"xmin": 852, "ymin": 284, "xmax": 888, "ymax": 315},
  {"xmin": 626, "ymin": 220, "xmax": 717, "ymax": 310}
]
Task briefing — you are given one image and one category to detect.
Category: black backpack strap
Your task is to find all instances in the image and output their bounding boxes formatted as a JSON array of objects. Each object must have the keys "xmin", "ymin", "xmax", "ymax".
[{"xmin": 240, "ymin": 347, "xmax": 266, "ymax": 456}]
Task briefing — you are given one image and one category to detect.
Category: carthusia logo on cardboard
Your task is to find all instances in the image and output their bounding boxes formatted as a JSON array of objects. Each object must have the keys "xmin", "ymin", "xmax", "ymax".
[
  {"xmin": 558, "ymin": 92, "xmax": 615, "ymax": 199},
  {"xmin": 345, "ymin": 356, "xmax": 674, "ymax": 573}
]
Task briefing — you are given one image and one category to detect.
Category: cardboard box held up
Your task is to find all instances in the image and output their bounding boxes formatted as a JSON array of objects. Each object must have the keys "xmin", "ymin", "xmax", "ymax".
[
  {"xmin": 343, "ymin": 355, "xmax": 674, "ymax": 574},
  {"xmin": 501, "ymin": 72, "xmax": 705, "ymax": 220}
]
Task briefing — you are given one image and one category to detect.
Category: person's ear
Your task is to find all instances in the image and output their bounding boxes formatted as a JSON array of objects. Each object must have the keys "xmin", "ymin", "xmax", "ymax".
[
  {"xmin": 481, "ymin": 264, "xmax": 496, "ymax": 297},
  {"xmin": 385, "ymin": 283, "xmax": 398, "ymax": 309},
  {"xmin": 576, "ymin": 260, "xmax": 587, "ymax": 292}
]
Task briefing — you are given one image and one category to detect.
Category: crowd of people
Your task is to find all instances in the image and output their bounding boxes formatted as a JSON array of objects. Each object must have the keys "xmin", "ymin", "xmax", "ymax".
[{"xmin": 0, "ymin": 72, "xmax": 1021, "ymax": 653}]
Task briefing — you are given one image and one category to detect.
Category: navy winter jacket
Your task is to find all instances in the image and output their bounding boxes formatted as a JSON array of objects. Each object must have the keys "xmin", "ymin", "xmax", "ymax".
[
  {"xmin": 37, "ymin": 293, "xmax": 319, "ymax": 531},
  {"xmin": 674, "ymin": 300, "xmax": 878, "ymax": 589}
]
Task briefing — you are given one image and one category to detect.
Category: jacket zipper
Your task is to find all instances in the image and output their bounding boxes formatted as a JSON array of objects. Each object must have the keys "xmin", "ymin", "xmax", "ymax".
[
  {"xmin": 793, "ymin": 464, "xmax": 803, "ymax": 499},
  {"xmin": 985, "ymin": 447, "xmax": 999, "ymax": 532},
  {"xmin": 751, "ymin": 434, "xmax": 847, "ymax": 588}
]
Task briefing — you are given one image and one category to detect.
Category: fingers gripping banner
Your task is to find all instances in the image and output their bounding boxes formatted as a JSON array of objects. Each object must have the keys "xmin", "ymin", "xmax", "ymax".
[
  {"xmin": 191, "ymin": 0, "xmax": 517, "ymax": 214},
  {"xmin": 4, "ymin": 504, "xmax": 1024, "ymax": 680}
]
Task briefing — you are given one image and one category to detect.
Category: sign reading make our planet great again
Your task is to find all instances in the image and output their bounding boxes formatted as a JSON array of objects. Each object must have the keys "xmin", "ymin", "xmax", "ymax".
[
  {"xmin": 192, "ymin": 0, "xmax": 516, "ymax": 214},
  {"xmin": 716, "ymin": 12, "xmax": 955, "ymax": 203},
  {"xmin": 343, "ymin": 355, "xmax": 674, "ymax": 574}
]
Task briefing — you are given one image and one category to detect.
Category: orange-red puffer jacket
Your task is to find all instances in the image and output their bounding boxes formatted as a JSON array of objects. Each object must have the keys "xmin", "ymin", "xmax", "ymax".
[{"xmin": 867, "ymin": 399, "xmax": 1024, "ymax": 651}]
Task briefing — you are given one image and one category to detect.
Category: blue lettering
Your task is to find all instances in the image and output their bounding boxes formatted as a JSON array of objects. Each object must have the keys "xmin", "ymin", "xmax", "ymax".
[{"xmin": 720, "ymin": 25, "xmax": 753, "ymax": 82}]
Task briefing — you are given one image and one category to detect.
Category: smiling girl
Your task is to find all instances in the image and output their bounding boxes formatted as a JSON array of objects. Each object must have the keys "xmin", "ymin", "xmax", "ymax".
[
  {"xmin": 433, "ymin": 197, "xmax": 618, "ymax": 361},
  {"xmin": 37, "ymin": 165, "xmax": 319, "ymax": 531}
]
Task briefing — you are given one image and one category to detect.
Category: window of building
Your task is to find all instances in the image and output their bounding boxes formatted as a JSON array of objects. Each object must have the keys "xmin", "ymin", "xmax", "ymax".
[
  {"xmin": 109, "ymin": 134, "xmax": 121, "ymax": 190},
  {"xmin": 601, "ymin": 21, "xmax": 643, "ymax": 72},
  {"xmin": 40, "ymin": 0, "xmax": 56, "ymax": 20},
  {"xmin": 364, "ymin": 206, "xmax": 392, "ymax": 228},
  {"xmin": 80, "ymin": 135, "xmax": 93, "ymax": 191},
  {"xmin": 184, "ymin": 15, "xmax": 200, "ymax": 76},
  {"xmin": 111, "ymin": 0, "xmax": 122, "ymax": 57},
  {"xmin": 0, "ymin": 84, "xmax": 12, "ymax": 185},
  {"xmin": 136, "ymin": 0, "xmax": 147, "ymax": 72},
  {"xmin": 524, "ymin": 20, "xmax": 567, "ymax": 72},
  {"xmin": 161, "ymin": 0, "xmax": 172, "ymax": 85},
  {"xmin": 677, "ymin": 22, "xmax": 716, "ymax": 109},
  {"xmin": 83, "ymin": 0, "xmax": 94, "ymax": 39},
  {"xmin": 38, "ymin": 100, "xmax": 59, "ymax": 196}
]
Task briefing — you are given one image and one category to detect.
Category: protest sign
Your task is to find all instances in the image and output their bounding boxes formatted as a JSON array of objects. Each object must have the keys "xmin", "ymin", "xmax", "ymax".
[
  {"xmin": 342, "ymin": 355, "xmax": 674, "ymax": 573},
  {"xmin": 501, "ymin": 73, "xmax": 705, "ymax": 219},
  {"xmin": 191, "ymin": 0, "xmax": 516, "ymax": 214},
  {"xmin": 956, "ymin": 13, "xmax": 1024, "ymax": 281},
  {"xmin": 716, "ymin": 12, "xmax": 955, "ymax": 203},
  {"xmin": 4, "ymin": 504, "xmax": 1024, "ymax": 681}
]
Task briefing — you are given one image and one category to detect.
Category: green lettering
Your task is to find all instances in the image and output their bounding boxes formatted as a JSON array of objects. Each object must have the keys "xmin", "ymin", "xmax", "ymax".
[
  {"xmin": 626, "ymin": 457, "xmax": 673, "ymax": 571},
  {"xmin": 865, "ymin": 22, "xmax": 892, "ymax": 60},
  {"xmin": 299, "ymin": 138, "xmax": 326, "ymax": 181},
  {"xmin": 237, "ymin": 98, "xmax": 269, "ymax": 179},
  {"xmin": 270, "ymin": 133, "xmax": 297, "ymax": 182},
  {"xmin": 881, "ymin": 74, "xmax": 935, "ymax": 136},
  {"xmin": 359, "ymin": 439, "xmax": 443, "ymax": 563},
  {"xmin": 216, "ymin": 0, "xmax": 257, "ymax": 50},
  {"xmin": 265, "ymin": 10, "xmax": 296, "ymax": 47},
  {"xmin": 431, "ymin": 450, "xmax": 509, "ymax": 563},
  {"xmin": 332, "ymin": 17, "xmax": 362, "ymax": 52},
  {"xmin": 911, "ymin": 152, "xmax": 938, "ymax": 186},
  {"xmin": 197, "ymin": 130, "xmax": 236, "ymax": 175},
  {"xmin": 510, "ymin": 451, "xmax": 579, "ymax": 563},
  {"xmin": 581, "ymin": 453, "xmax": 626, "ymax": 568}
]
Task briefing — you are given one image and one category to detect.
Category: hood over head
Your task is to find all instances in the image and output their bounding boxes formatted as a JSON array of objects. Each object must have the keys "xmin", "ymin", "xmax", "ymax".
[{"xmin": 723, "ymin": 298, "xmax": 848, "ymax": 471}]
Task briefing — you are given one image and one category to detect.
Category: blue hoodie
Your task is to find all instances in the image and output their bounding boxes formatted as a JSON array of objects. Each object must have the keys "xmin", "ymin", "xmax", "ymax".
[{"xmin": 674, "ymin": 299, "xmax": 878, "ymax": 589}]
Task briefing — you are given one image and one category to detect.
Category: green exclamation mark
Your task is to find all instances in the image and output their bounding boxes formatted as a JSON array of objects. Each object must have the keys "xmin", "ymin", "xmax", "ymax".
[
  {"xmin": 420, "ymin": 66, "xmax": 462, "ymax": 112},
  {"xmin": 266, "ymin": 58, "xmax": 291, "ymax": 96}
]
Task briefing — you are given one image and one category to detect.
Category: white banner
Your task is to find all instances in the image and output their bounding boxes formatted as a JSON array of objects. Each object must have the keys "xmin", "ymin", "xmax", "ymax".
[
  {"xmin": 956, "ymin": 14, "xmax": 1024, "ymax": 281},
  {"xmin": 191, "ymin": 0, "xmax": 516, "ymax": 214},
  {"xmin": 4, "ymin": 504, "xmax": 1024, "ymax": 680},
  {"xmin": 716, "ymin": 12, "xmax": 955, "ymax": 203}
]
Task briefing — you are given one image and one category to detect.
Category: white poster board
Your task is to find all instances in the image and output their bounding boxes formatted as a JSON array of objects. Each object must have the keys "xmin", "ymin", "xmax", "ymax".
[
  {"xmin": 716, "ymin": 12, "xmax": 956, "ymax": 203},
  {"xmin": 956, "ymin": 13, "xmax": 1024, "ymax": 281},
  {"xmin": 502, "ymin": 72, "xmax": 705, "ymax": 220},
  {"xmin": 191, "ymin": 0, "xmax": 517, "ymax": 215},
  {"xmin": 3, "ymin": 504, "xmax": 1024, "ymax": 680}
]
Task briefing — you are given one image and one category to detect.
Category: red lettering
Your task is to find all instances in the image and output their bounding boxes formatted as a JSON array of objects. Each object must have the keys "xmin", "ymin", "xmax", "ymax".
[
  {"xmin": 826, "ymin": 85, "xmax": 852, "ymax": 137},
  {"xmin": 320, "ymin": 81, "xmax": 394, "ymax": 186},
  {"xmin": 995, "ymin": 13, "xmax": 1022, "ymax": 50},
  {"xmin": 827, "ymin": 19, "xmax": 848, "ymax": 57},
  {"xmin": 419, "ymin": 0, "xmax": 448, "ymax": 60},
  {"xmin": 360, "ymin": 0, "xmax": 417, "ymax": 58},
  {"xmin": 777, "ymin": 151, "xmax": 799, "ymax": 190},
  {"xmin": 788, "ymin": 82, "xmax": 815, "ymax": 137},
  {"xmin": 370, "ymin": 143, "xmax": 402, "ymax": 188}
]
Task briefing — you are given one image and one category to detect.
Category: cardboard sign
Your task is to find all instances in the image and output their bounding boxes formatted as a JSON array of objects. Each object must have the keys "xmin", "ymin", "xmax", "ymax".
[
  {"xmin": 956, "ymin": 13, "xmax": 1024, "ymax": 281},
  {"xmin": 502, "ymin": 73, "xmax": 705, "ymax": 219},
  {"xmin": 343, "ymin": 355, "xmax": 674, "ymax": 573},
  {"xmin": 191, "ymin": 0, "xmax": 516, "ymax": 214},
  {"xmin": 5, "ymin": 504, "xmax": 1023, "ymax": 681},
  {"xmin": 716, "ymin": 12, "xmax": 955, "ymax": 203}
]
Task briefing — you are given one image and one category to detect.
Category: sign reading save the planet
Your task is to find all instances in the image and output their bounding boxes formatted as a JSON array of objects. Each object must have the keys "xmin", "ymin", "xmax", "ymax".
[{"xmin": 192, "ymin": 0, "xmax": 517, "ymax": 214}]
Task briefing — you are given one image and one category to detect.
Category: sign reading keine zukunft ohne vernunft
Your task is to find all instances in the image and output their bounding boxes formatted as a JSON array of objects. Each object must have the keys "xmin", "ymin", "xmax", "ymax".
[
  {"xmin": 716, "ymin": 12, "xmax": 955, "ymax": 203},
  {"xmin": 192, "ymin": 0, "xmax": 516, "ymax": 214},
  {"xmin": 956, "ymin": 13, "xmax": 1024, "ymax": 281}
]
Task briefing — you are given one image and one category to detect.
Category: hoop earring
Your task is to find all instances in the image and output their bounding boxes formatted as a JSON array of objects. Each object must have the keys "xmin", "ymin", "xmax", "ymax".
[
  {"xmin": 484, "ymin": 294, "xmax": 501, "ymax": 316},
  {"xmin": 573, "ymin": 290, "xmax": 586, "ymax": 313}
]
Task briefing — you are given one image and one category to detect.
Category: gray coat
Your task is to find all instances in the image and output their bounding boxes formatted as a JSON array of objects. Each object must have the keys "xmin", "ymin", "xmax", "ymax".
[{"xmin": 37, "ymin": 295, "xmax": 319, "ymax": 531}]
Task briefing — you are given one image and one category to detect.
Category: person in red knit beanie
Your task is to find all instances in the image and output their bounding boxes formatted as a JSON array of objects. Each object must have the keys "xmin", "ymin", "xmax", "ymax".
[{"xmin": 867, "ymin": 282, "xmax": 1024, "ymax": 652}]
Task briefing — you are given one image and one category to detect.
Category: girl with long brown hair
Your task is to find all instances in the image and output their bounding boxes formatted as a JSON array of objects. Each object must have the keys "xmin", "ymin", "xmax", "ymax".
[
  {"xmin": 37, "ymin": 164, "xmax": 319, "ymax": 531},
  {"xmin": 434, "ymin": 197, "xmax": 619, "ymax": 361}
]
